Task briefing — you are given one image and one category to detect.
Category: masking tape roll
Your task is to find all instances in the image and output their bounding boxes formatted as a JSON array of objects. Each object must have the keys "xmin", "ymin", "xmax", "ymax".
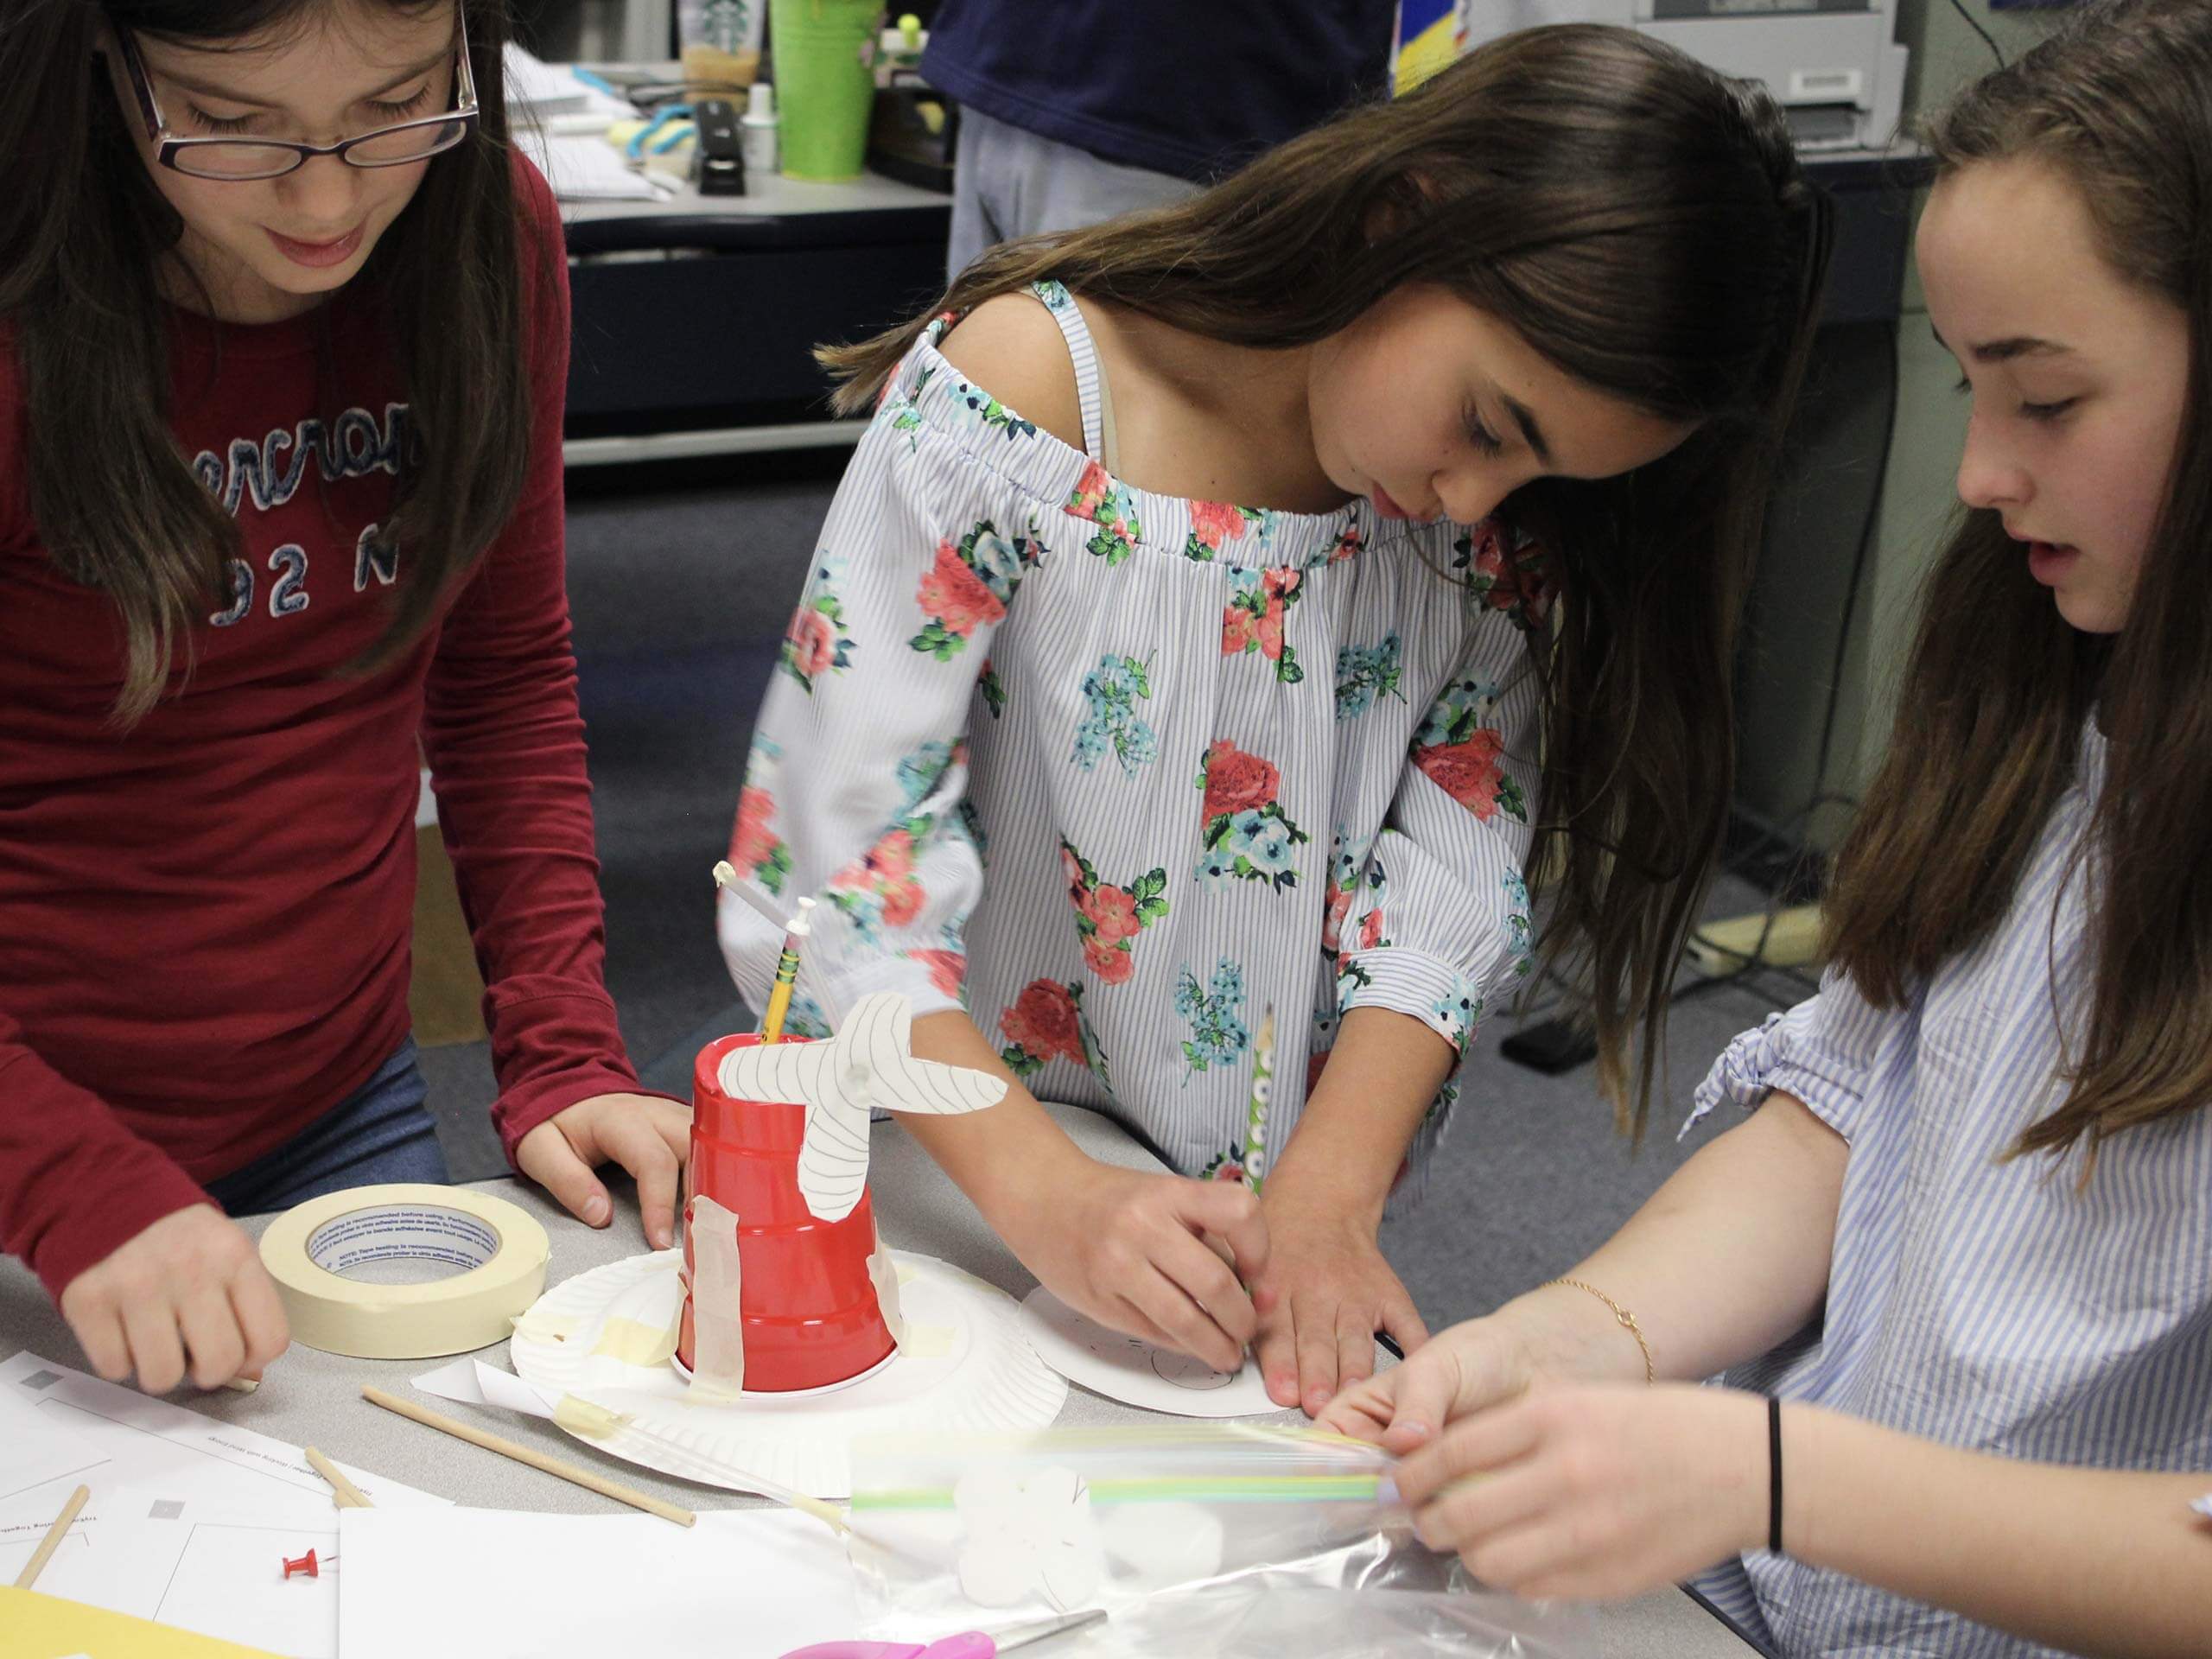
[{"xmin": 257, "ymin": 1184, "xmax": 550, "ymax": 1359}]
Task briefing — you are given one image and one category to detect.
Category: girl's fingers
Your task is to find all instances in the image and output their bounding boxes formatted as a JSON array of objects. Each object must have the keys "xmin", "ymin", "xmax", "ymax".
[
  {"xmin": 516, "ymin": 1120, "xmax": 612, "ymax": 1229},
  {"xmin": 1378, "ymin": 1287, "xmax": 1431, "ymax": 1355},
  {"xmin": 176, "ymin": 1283, "xmax": 245, "ymax": 1390},
  {"xmin": 1294, "ymin": 1296, "xmax": 1342, "ymax": 1414},
  {"xmin": 1458, "ymin": 1515, "xmax": 1592, "ymax": 1599},
  {"xmin": 1255, "ymin": 1297, "xmax": 1301, "ymax": 1407},
  {"xmin": 119, "ymin": 1296, "xmax": 188, "ymax": 1395},
  {"xmin": 1373, "ymin": 1347, "xmax": 1465, "ymax": 1454},
  {"xmin": 601, "ymin": 1111, "xmax": 683, "ymax": 1250},
  {"xmin": 228, "ymin": 1258, "xmax": 291, "ymax": 1375},
  {"xmin": 1335, "ymin": 1303, "xmax": 1376, "ymax": 1397},
  {"xmin": 1154, "ymin": 1224, "xmax": 1258, "ymax": 1349},
  {"xmin": 1109, "ymin": 1293, "xmax": 1200, "ymax": 1362},
  {"xmin": 1411, "ymin": 1456, "xmax": 1558, "ymax": 1556},
  {"xmin": 1128, "ymin": 1262, "xmax": 1243, "ymax": 1374},
  {"xmin": 1393, "ymin": 1398, "xmax": 1545, "ymax": 1504},
  {"xmin": 1172, "ymin": 1179, "xmax": 1269, "ymax": 1281},
  {"xmin": 63, "ymin": 1296, "xmax": 131, "ymax": 1384},
  {"xmin": 1316, "ymin": 1373, "xmax": 1395, "ymax": 1441}
]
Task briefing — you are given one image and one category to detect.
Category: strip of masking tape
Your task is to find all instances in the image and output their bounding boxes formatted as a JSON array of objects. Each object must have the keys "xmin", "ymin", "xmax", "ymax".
[
  {"xmin": 553, "ymin": 1394, "xmax": 632, "ymax": 1440},
  {"xmin": 257, "ymin": 1184, "xmax": 550, "ymax": 1360},
  {"xmin": 894, "ymin": 1262, "xmax": 917, "ymax": 1286},
  {"xmin": 593, "ymin": 1315, "xmax": 680, "ymax": 1368},
  {"xmin": 512, "ymin": 1309, "xmax": 582, "ymax": 1344},
  {"xmin": 689, "ymin": 1195, "xmax": 745, "ymax": 1399},
  {"xmin": 867, "ymin": 1227, "xmax": 906, "ymax": 1347},
  {"xmin": 902, "ymin": 1323, "xmax": 955, "ymax": 1358}
]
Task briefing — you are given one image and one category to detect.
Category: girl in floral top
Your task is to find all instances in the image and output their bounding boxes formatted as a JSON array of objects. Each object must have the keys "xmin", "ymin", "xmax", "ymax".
[{"xmin": 721, "ymin": 26, "xmax": 1830, "ymax": 1414}]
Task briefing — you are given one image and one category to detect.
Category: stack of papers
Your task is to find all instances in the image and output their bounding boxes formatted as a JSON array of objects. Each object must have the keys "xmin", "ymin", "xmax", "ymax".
[
  {"xmin": 502, "ymin": 46, "xmax": 664, "ymax": 202},
  {"xmin": 504, "ymin": 45, "xmax": 632, "ymax": 121},
  {"xmin": 0, "ymin": 1351, "xmax": 449, "ymax": 1657}
]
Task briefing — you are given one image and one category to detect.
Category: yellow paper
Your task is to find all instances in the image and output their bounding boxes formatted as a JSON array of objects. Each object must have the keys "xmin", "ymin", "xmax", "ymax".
[{"xmin": 0, "ymin": 1586, "xmax": 282, "ymax": 1659}]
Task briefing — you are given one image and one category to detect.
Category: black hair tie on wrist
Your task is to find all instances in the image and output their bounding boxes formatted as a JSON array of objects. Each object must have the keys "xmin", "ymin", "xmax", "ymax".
[{"xmin": 1768, "ymin": 1394, "xmax": 1784, "ymax": 1554}]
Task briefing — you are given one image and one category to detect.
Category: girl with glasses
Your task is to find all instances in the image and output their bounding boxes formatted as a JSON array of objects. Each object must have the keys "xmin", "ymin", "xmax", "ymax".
[{"xmin": 0, "ymin": 0, "xmax": 689, "ymax": 1395}]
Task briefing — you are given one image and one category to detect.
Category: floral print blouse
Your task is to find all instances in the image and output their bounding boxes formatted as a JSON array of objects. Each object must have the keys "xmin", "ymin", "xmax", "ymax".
[{"xmin": 719, "ymin": 283, "xmax": 1547, "ymax": 1193}]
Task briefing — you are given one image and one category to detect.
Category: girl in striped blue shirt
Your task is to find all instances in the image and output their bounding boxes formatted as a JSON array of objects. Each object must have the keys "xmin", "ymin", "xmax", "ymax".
[{"xmin": 1325, "ymin": 3, "xmax": 2212, "ymax": 1653}]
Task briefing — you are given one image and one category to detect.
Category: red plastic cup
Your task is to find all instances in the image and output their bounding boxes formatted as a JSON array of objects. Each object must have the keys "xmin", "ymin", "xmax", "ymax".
[{"xmin": 677, "ymin": 1032, "xmax": 896, "ymax": 1392}]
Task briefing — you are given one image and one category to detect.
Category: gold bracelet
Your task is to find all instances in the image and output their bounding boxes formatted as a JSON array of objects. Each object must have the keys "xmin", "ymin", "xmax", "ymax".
[{"xmin": 1545, "ymin": 1277, "xmax": 1655, "ymax": 1385}]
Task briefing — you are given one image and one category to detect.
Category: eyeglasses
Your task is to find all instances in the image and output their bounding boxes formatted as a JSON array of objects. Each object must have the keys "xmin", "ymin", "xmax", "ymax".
[{"xmin": 114, "ymin": 9, "xmax": 478, "ymax": 181}]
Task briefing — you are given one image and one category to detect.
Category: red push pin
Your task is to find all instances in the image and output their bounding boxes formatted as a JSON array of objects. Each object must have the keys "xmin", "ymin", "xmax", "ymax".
[{"xmin": 280, "ymin": 1548, "xmax": 335, "ymax": 1580}]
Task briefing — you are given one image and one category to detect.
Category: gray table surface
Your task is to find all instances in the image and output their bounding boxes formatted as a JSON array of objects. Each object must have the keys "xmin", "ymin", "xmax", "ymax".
[{"xmin": 0, "ymin": 1102, "xmax": 1751, "ymax": 1656}]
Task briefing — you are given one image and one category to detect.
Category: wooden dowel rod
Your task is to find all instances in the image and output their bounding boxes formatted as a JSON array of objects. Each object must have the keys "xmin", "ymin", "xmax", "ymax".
[
  {"xmin": 305, "ymin": 1446, "xmax": 373, "ymax": 1510},
  {"xmin": 13, "ymin": 1484, "xmax": 88, "ymax": 1589},
  {"xmin": 360, "ymin": 1385, "xmax": 695, "ymax": 1528}
]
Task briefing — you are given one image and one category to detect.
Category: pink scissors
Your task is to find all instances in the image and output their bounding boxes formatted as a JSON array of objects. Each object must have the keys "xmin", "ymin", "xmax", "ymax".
[{"xmin": 779, "ymin": 1609, "xmax": 1106, "ymax": 1659}]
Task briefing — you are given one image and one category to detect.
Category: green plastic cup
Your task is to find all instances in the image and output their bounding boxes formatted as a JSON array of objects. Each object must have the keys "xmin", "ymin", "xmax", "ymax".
[{"xmin": 770, "ymin": 0, "xmax": 884, "ymax": 181}]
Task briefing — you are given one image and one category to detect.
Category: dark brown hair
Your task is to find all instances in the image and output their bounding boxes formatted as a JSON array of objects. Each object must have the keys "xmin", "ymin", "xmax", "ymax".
[
  {"xmin": 824, "ymin": 25, "xmax": 1832, "ymax": 1135},
  {"xmin": 0, "ymin": 0, "xmax": 542, "ymax": 725},
  {"xmin": 1826, "ymin": 0, "xmax": 2212, "ymax": 1161}
]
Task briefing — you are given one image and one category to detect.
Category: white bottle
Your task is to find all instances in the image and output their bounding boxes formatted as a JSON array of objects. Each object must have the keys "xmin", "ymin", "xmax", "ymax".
[{"xmin": 741, "ymin": 81, "xmax": 778, "ymax": 178}]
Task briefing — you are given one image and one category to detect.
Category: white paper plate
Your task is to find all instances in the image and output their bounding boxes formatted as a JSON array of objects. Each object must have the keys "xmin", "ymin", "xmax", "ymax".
[
  {"xmin": 1016, "ymin": 1287, "xmax": 1283, "ymax": 1418},
  {"xmin": 512, "ymin": 1250, "xmax": 1066, "ymax": 1499}
]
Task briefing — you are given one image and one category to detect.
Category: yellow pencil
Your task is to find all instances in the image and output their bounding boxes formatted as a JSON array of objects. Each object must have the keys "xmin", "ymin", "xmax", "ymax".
[
  {"xmin": 712, "ymin": 863, "xmax": 816, "ymax": 1045},
  {"xmin": 758, "ymin": 895, "xmax": 817, "ymax": 1045},
  {"xmin": 1244, "ymin": 1004, "xmax": 1277, "ymax": 1196}
]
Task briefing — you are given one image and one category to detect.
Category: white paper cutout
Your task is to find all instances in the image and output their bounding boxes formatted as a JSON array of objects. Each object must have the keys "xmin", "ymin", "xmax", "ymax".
[
  {"xmin": 953, "ymin": 1465, "xmax": 1103, "ymax": 1613},
  {"xmin": 1018, "ymin": 1287, "xmax": 1281, "ymax": 1418},
  {"xmin": 716, "ymin": 992, "xmax": 1007, "ymax": 1222},
  {"xmin": 1100, "ymin": 1501, "xmax": 1225, "ymax": 1589},
  {"xmin": 410, "ymin": 1357, "xmax": 561, "ymax": 1419},
  {"xmin": 689, "ymin": 1195, "xmax": 746, "ymax": 1397}
]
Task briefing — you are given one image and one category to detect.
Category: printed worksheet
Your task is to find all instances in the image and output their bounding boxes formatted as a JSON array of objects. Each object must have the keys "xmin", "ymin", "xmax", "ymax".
[{"xmin": 0, "ymin": 1352, "xmax": 449, "ymax": 1657}]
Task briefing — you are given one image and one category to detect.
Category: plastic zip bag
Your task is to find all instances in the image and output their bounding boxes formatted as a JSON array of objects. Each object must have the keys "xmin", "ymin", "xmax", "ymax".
[{"xmin": 844, "ymin": 1425, "xmax": 1598, "ymax": 1656}]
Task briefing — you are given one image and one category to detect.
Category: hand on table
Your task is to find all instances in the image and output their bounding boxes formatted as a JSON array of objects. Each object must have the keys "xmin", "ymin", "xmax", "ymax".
[
  {"xmin": 1380, "ymin": 1382, "xmax": 1770, "ymax": 1600},
  {"xmin": 59, "ymin": 1204, "xmax": 289, "ymax": 1393},
  {"xmin": 1003, "ymin": 1157, "xmax": 1270, "ymax": 1374},
  {"xmin": 517, "ymin": 1092, "xmax": 692, "ymax": 1250},
  {"xmin": 1249, "ymin": 1178, "xmax": 1428, "ymax": 1416}
]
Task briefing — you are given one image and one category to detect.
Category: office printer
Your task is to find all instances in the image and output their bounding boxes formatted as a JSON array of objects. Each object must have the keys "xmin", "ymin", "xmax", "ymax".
[{"xmin": 1462, "ymin": 0, "xmax": 1909, "ymax": 151}]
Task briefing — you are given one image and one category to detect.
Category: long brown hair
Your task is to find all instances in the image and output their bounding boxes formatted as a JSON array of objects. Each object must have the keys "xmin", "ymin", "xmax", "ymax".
[
  {"xmin": 1826, "ymin": 0, "xmax": 2212, "ymax": 1161},
  {"xmin": 0, "ymin": 0, "xmax": 543, "ymax": 726},
  {"xmin": 823, "ymin": 26, "xmax": 1832, "ymax": 1136}
]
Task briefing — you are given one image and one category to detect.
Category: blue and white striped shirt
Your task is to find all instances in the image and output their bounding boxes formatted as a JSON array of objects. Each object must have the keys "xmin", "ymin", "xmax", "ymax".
[{"xmin": 1687, "ymin": 725, "xmax": 2212, "ymax": 1657}]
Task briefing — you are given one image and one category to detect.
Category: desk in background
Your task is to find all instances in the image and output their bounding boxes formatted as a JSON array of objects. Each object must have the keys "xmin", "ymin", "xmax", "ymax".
[{"xmin": 560, "ymin": 167, "xmax": 951, "ymax": 466}]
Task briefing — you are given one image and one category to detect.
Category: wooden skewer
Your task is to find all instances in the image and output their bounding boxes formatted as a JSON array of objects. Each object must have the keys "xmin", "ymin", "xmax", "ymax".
[
  {"xmin": 361, "ymin": 1386, "xmax": 696, "ymax": 1528},
  {"xmin": 219, "ymin": 1375, "xmax": 261, "ymax": 1394},
  {"xmin": 305, "ymin": 1446, "xmax": 373, "ymax": 1510},
  {"xmin": 13, "ymin": 1484, "xmax": 88, "ymax": 1589}
]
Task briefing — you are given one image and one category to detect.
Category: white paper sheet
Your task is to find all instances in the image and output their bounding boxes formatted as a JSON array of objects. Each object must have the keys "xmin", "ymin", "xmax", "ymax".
[
  {"xmin": 1017, "ymin": 1288, "xmax": 1282, "ymax": 1418},
  {"xmin": 503, "ymin": 45, "xmax": 632, "ymax": 119},
  {"xmin": 0, "ymin": 1352, "xmax": 449, "ymax": 1657},
  {"xmin": 410, "ymin": 1356, "xmax": 560, "ymax": 1419},
  {"xmin": 0, "ymin": 1407, "xmax": 103, "ymax": 1504},
  {"xmin": 512, "ymin": 125, "xmax": 665, "ymax": 201},
  {"xmin": 338, "ymin": 1506, "xmax": 860, "ymax": 1658}
]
